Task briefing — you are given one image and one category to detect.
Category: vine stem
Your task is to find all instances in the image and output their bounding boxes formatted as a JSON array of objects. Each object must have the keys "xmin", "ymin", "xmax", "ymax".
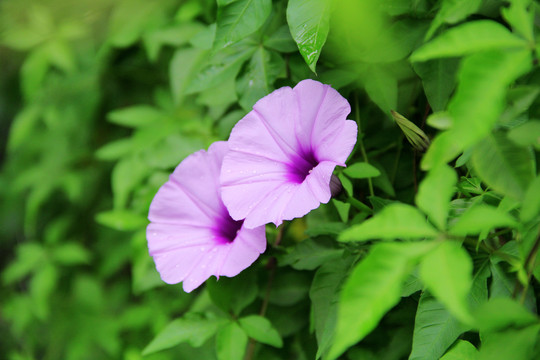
[
  {"xmin": 354, "ymin": 95, "xmax": 374, "ymax": 197},
  {"xmin": 244, "ymin": 226, "xmax": 284, "ymax": 360},
  {"xmin": 511, "ymin": 228, "xmax": 540, "ymax": 301}
]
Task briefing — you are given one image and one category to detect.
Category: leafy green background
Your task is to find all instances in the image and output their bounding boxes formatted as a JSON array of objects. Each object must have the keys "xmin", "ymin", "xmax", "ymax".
[{"xmin": 1, "ymin": 0, "xmax": 540, "ymax": 359}]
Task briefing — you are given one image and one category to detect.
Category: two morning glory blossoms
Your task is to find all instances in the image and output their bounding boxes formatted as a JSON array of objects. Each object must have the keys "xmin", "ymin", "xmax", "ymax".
[{"xmin": 147, "ymin": 79, "xmax": 358, "ymax": 292}]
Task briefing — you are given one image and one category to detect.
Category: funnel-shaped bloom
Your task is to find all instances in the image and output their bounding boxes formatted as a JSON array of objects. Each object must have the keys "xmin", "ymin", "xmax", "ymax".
[
  {"xmin": 147, "ymin": 142, "xmax": 266, "ymax": 293},
  {"xmin": 221, "ymin": 79, "xmax": 357, "ymax": 228}
]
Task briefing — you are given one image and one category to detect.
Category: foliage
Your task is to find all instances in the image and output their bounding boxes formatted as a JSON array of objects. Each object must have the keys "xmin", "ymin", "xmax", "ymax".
[{"xmin": 1, "ymin": 0, "xmax": 540, "ymax": 359}]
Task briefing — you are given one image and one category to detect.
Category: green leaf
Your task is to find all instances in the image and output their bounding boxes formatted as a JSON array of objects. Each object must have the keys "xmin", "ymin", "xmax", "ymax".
[
  {"xmin": 421, "ymin": 50, "xmax": 532, "ymax": 169},
  {"xmin": 2, "ymin": 243, "xmax": 45, "ymax": 284},
  {"xmin": 343, "ymin": 162, "xmax": 381, "ymax": 179},
  {"xmin": 143, "ymin": 22, "xmax": 205, "ymax": 62},
  {"xmin": 112, "ymin": 156, "xmax": 150, "ymax": 210},
  {"xmin": 95, "ymin": 210, "xmax": 148, "ymax": 231},
  {"xmin": 416, "ymin": 164, "xmax": 457, "ymax": 230},
  {"xmin": 286, "ymin": 0, "xmax": 332, "ymax": 72},
  {"xmin": 52, "ymin": 243, "xmax": 91, "ymax": 266},
  {"xmin": 107, "ymin": 106, "xmax": 166, "ymax": 128},
  {"xmin": 339, "ymin": 203, "xmax": 438, "ymax": 242},
  {"xmin": 419, "ymin": 242, "xmax": 473, "ymax": 324},
  {"xmin": 360, "ymin": 63, "xmax": 398, "ymax": 113},
  {"xmin": 310, "ymin": 259, "xmax": 352, "ymax": 359},
  {"xmin": 409, "ymin": 292, "xmax": 466, "ymax": 360},
  {"xmin": 263, "ymin": 25, "xmax": 297, "ymax": 53},
  {"xmin": 142, "ymin": 314, "xmax": 225, "ymax": 355},
  {"xmin": 411, "ymin": 20, "xmax": 527, "ymax": 62},
  {"xmin": 413, "ymin": 58, "xmax": 459, "ymax": 111},
  {"xmin": 471, "ymin": 132, "xmax": 535, "ymax": 201},
  {"xmin": 216, "ymin": 321, "xmax": 248, "ymax": 360},
  {"xmin": 206, "ymin": 270, "xmax": 258, "ymax": 316},
  {"xmin": 170, "ymin": 47, "xmax": 209, "ymax": 103},
  {"xmin": 450, "ymin": 204, "xmax": 518, "ymax": 236},
  {"xmin": 440, "ymin": 340, "xmax": 479, "ymax": 360},
  {"xmin": 237, "ymin": 47, "xmax": 284, "ymax": 110},
  {"xmin": 332, "ymin": 199, "xmax": 350, "ymax": 223},
  {"xmin": 278, "ymin": 237, "xmax": 343, "ymax": 271},
  {"xmin": 475, "ymin": 298, "xmax": 538, "ymax": 333},
  {"xmin": 411, "ymin": 261, "xmax": 488, "ymax": 360},
  {"xmin": 30, "ymin": 263, "xmax": 57, "ymax": 319},
  {"xmin": 508, "ymin": 120, "xmax": 540, "ymax": 150},
  {"xmin": 425, "ymin": 0, "xmax": 482, "ymax": 40},
  {"xmin": 213, "ymin": 0, "xmax": 272, "ymax": 50},
  {"xmin": 521, "ymin": 175, "xmax": 540, "ymax": 222},
  {"xmin": 238, "ymin": 315, "xmax": 283, "ymax": 348},
  {"xmin": 328, "ymin": 242, "xmax": 434, "ymax": 360},
  {"xmin": 502, "ymin": 0, "xmax": 534, "ymax": 43},
  {"xmin": 186, "ymin": 45, "xmax": 255, "ymax": 94},
  {"xmin": 478, "ymin": 324, "xmax": 540, "ymax": 360}
]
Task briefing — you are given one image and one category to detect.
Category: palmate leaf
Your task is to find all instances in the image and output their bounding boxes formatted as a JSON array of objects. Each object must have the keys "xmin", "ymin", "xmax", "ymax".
[
  {"xmin": 213, "ymin": 0, "xmax": 272, "ymax": 50},
  {"xmin": 421, "ymin": 49, "xmax": 531, "ymax": 169},
  {"xmin": 328, "ymin": 242, "xmax": 435, "ymax": 360},
  {"xmin": 286, "ymin": 0, "xmax": 332, "ymax": 72},
  {"xmin": 411, "ymin": 20, "xmax": 527, "ymax": 62}
]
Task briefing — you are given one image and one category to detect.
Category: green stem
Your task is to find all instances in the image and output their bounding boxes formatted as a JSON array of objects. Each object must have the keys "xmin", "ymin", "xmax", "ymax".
[
  {"xmin": 244, "ymin": 226, "xmax": 284, "ymax": 360},
  {"xmin": 354, "ymin": 95, "xmax": 375, "ymax": 197}
]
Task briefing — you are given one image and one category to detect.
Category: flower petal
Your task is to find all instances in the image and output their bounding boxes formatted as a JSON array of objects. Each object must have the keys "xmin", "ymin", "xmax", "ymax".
[
  {"xmin": 294, "ymin": 79, "xmax": 352, "ymax": 152},
  {"xmin": 147, "ymin": 141, "xmax": 266, "ymax": 292},
  {"xmin": 221, "ymin": 80, "xmax": 356, "ymax": 228}
]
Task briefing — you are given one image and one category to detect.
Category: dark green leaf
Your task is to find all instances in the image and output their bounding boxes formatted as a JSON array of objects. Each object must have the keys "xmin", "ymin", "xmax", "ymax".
[
  {"xmin": 278, "ymin": 237, "xmax": 343, "ymax": 271},
  {"xmin": 475, "ymin": 298, "xmax": 538, "ymax": 333},
  {"xmin": 521, "ymin": 175, "xmax": 540, "ymax": 222},
  {"xmin": 310, "ymin": 258, "xmax": 352, "ymax": 359},
  {"xmin": 213, "ymin": 0, "xmax": 272, "ymax": 50},
  {"xmin": 286, "ymin": 0, "xmax": 332, "ymax": 72},
  {"xmin": 206, "ymin": 270, "xmax": 258, "ymax": 316},
  {"xmin": 409, "ymin": 292, "xmax": 465, "ymax": 360},
  {"xmin": 413, "ymin": 58, "xmax": 459, "ymax": 111}
]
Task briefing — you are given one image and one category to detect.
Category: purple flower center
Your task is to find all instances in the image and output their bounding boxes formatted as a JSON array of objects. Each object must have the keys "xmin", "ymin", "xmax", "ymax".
[
  {"xmin": 214, "ymin": 216, "xmax": 244, "ymax": 243},
  {"xmin": 287, "ymin": 150, "xmax": 319, "ymax": 183}
]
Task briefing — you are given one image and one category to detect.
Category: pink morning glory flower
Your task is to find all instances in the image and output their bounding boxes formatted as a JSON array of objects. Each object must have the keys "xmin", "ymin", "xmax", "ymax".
[
  {"xmin": 147, "ymin": 141, "xmax": 266, "ymax": 293},
  {"xmin": 220, "ymin": 79, "xmax": 358, "ymax": 229}
]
